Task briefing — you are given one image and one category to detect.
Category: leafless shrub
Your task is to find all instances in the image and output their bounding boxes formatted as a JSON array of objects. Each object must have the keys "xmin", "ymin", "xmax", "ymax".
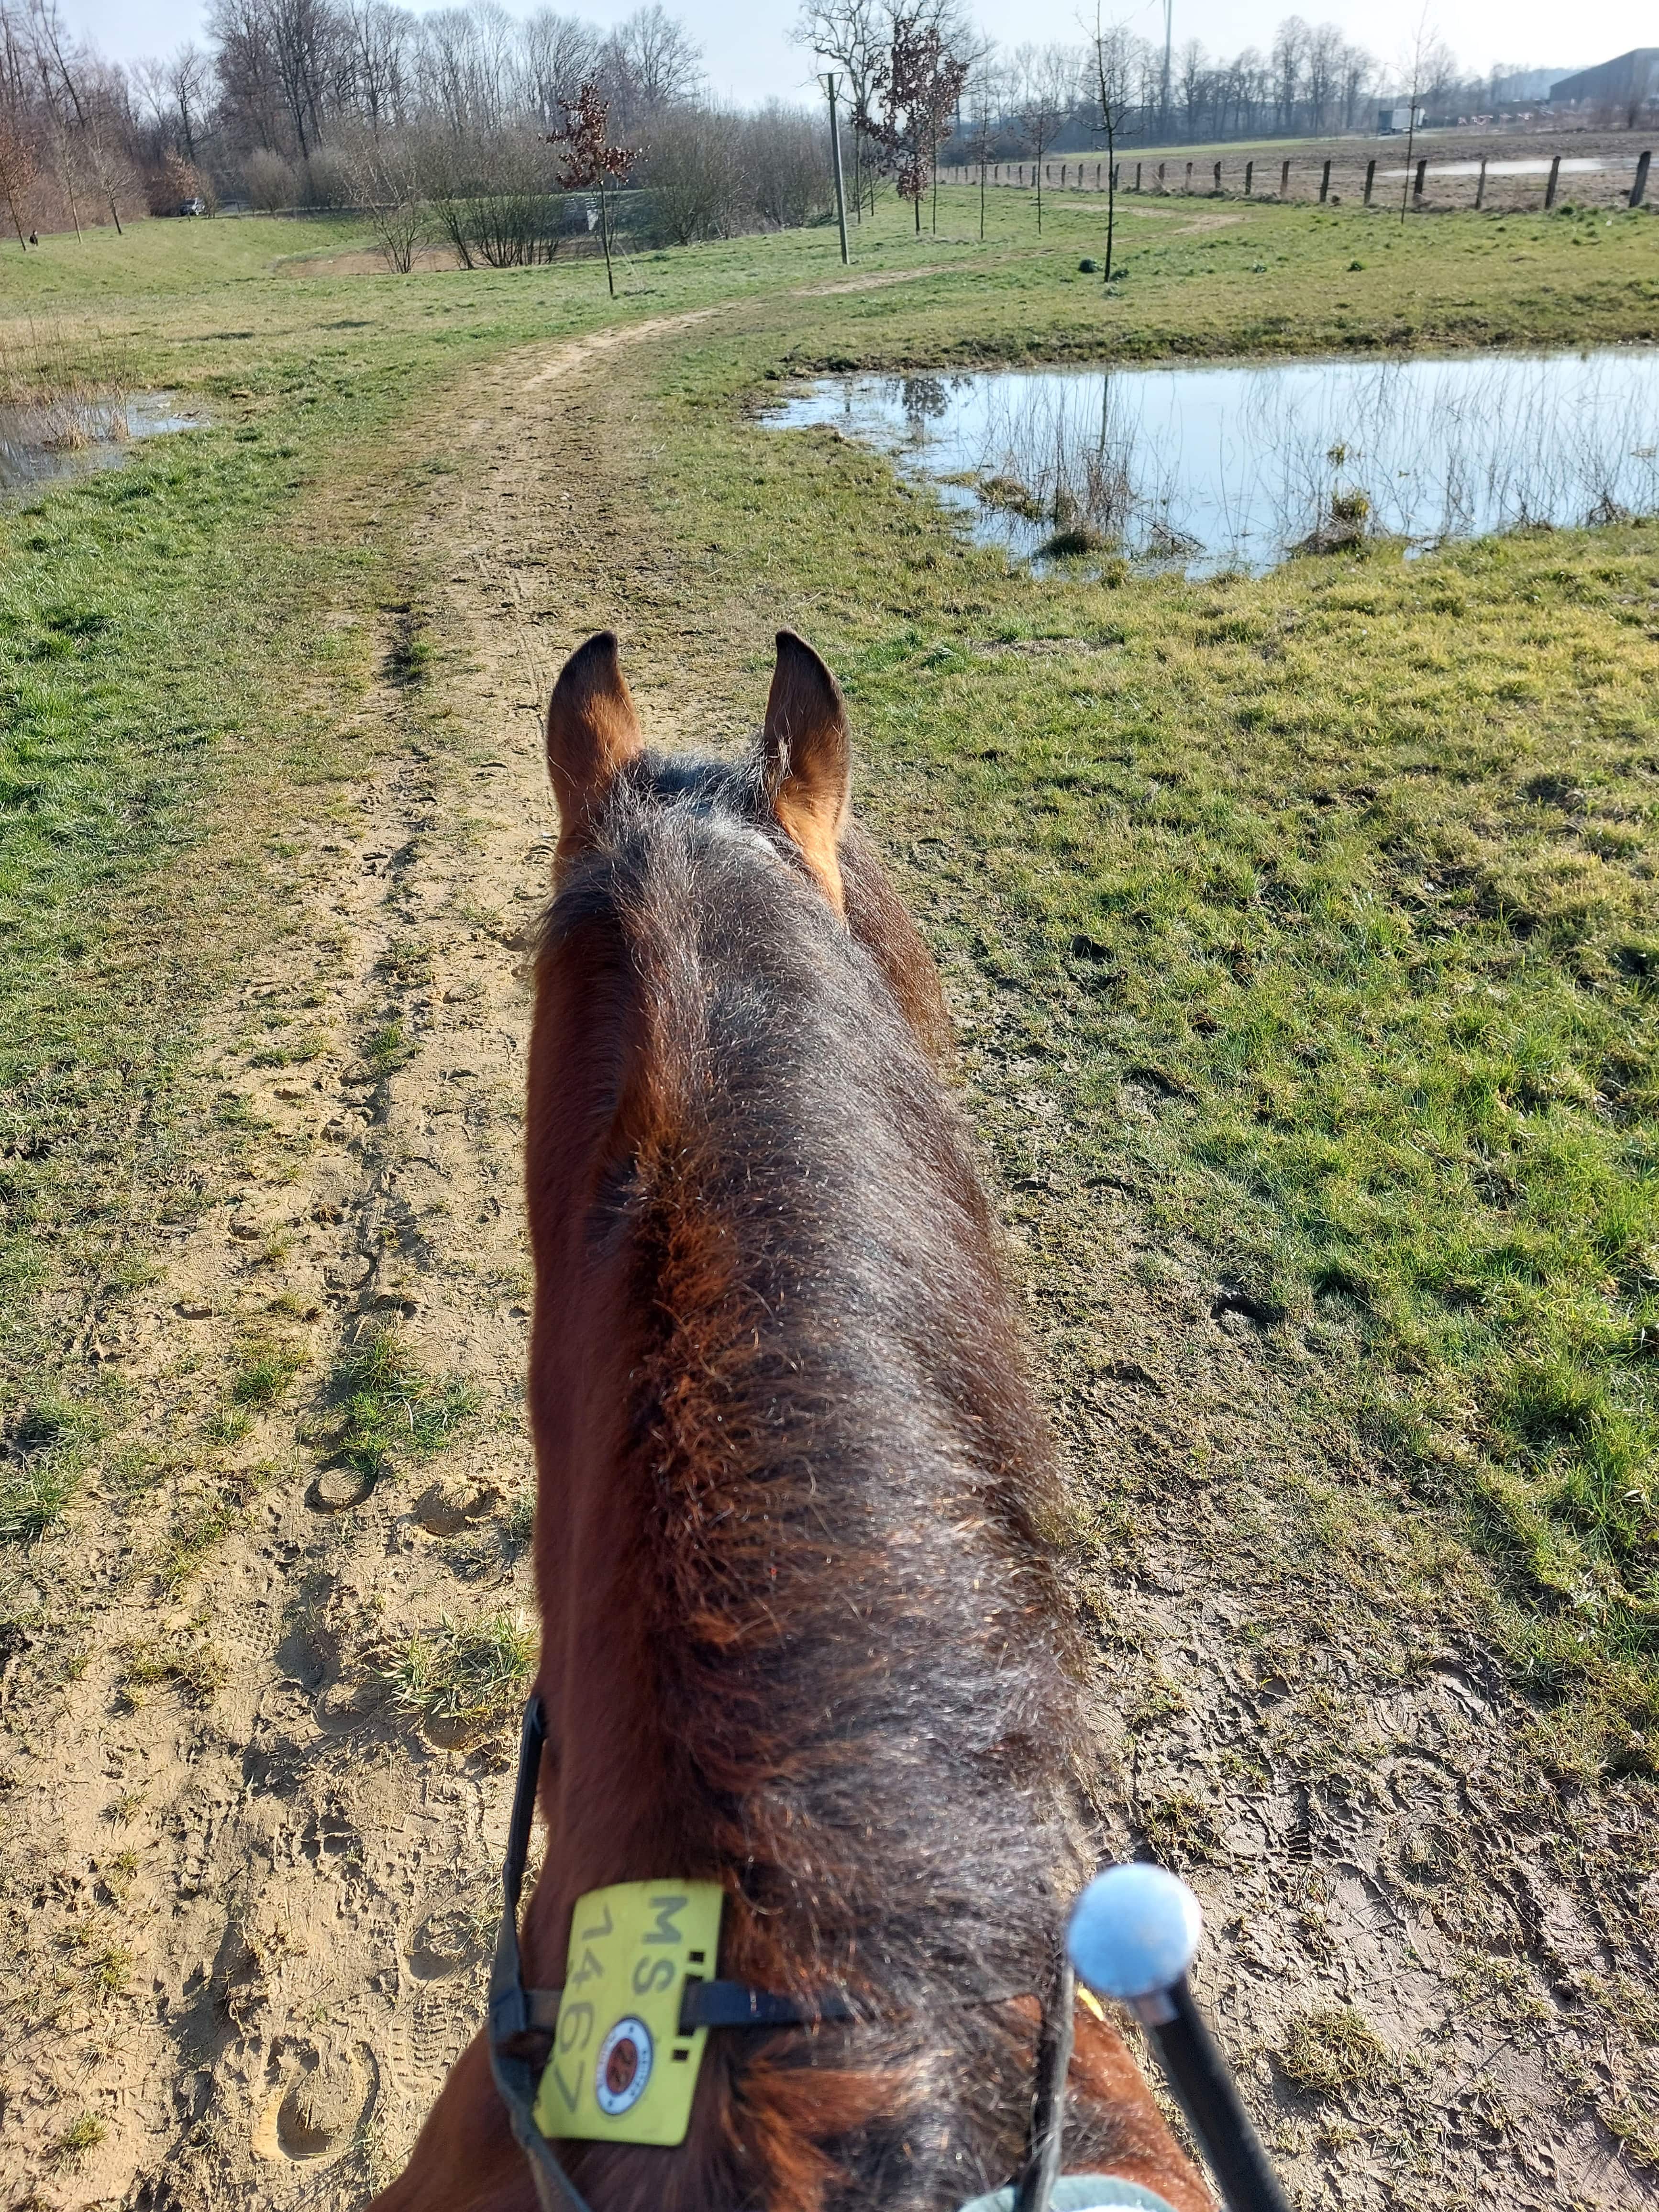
[
  {"xmin": 344, "ymin": 131, "xmax": 425, "ymax": 273},
  {"xmin": 738, "ymin": 102, "xmax": 832, "ymax": 230},
  {"xmin": 419, "ymin": 125, "xmax": 566, "ymax": 268},
  {"xmin": 639, "ymin": 104, "xmax": 741, "ymax": 242},
  {"xmin": 301, "ymin": 144, "xmax": 355, "ymax": 208},
  {"xmin": 243, "ymin": 147, "xmax": 299, "ymax": 210}
]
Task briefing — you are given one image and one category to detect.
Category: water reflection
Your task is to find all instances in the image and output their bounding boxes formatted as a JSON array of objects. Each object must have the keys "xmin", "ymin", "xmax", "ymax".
[
  {"xmin": 766, "ymin": 350, "xmax": 1659, "ymax": 575},
  {"xmin": 0, "ymin": 392, "xmax": 202, "ymax": 498}
]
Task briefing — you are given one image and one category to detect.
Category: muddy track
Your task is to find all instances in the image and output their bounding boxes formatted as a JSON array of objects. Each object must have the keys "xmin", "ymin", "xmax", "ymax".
[{"xmin": 1, "ymin": 310, "xmax": 1655, "ymax": 2211}]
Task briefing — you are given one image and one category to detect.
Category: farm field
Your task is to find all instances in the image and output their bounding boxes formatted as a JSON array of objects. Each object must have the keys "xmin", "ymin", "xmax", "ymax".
[
  {"xmin": 960, "ymin": 123, "xmax": 1659, "ymax": 213},
  {"xmin": 0, "ymin": 188, "xmax": 1657, "ymax": 2208}
]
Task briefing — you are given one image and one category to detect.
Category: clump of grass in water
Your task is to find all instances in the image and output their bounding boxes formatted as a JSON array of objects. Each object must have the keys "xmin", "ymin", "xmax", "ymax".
[
  {"xmin": 329, "ymin": 1326, "xmax": 478, "ymax": 1485},
  {"xmin": 387, "ymin": 1610, "xmax": 535, "ymax": 1730},
  {"xmin": 0, "ymin": 1399, "xmax": 102, "ymax": 1543},
  {"xmin": 0, "ymin": 322, "xmax": 133, "ymax": 453}
]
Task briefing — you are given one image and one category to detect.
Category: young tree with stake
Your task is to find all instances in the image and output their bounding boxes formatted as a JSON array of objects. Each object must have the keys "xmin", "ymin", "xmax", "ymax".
[
  {"xmin": 550, "ymin": 79, "xmax": 635, "ymax": 299},
  {"xmin": 1086, "ymin": 12, "xmax": 1134, "ymax": 281},
  {"xmin": 1013, "ymin": 43, "xmax": 1077, "ymax": 235},
  {"xmin": 869, "ymin": 11, "xmax": 967, "ymax": 234}
]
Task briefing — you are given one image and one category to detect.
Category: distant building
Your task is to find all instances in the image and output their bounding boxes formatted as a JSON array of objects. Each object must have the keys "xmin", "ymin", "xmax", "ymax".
[
  {"xmin": 1491, "ymin": 66, "xmax": 1572, "ymax": 101},
  {"xmin": 1377, "ymin": 104, "xmax": 1419, "ymax": 133},
  {"xmin": 1550, "ymin": 49, "xmax": 1659, "ymax": 111}
]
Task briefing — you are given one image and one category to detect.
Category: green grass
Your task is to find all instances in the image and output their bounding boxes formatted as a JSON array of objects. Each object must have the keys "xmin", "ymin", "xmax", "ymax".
[
  {"xmin": 603, "ymin": 230, "xmax": 1659, "ymax": 1744},
  {"xmin": 0, "ymin": 1398, "xmax": 101, "ymax": 1541},
  {"xmin": 386, "ymin": 1608, "xmax": 536, "ymax": 1730},
  {"xmin": 326, "ymin": 1327, "xmax": 478, "ymax": 1483},
  {"xmin": 3, "ymin": 189, "xmax": 1657, "ymax": 1742},
  {"xmin": 230, "ymin": 1334, "xmax": 309, "ymax": 1408}
]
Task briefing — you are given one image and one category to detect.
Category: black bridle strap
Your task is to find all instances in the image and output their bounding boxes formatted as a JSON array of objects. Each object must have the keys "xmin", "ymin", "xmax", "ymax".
[
  {"xmin": 487, "ymin": 1695, "xmax": 594, "ymax": 2212},
  {"xmin": 493, "ymin": 1977, "xmax": 859, "ymax": 2043},
  {"xmin": 1014, "ymin": 1949, "xmax": 1075, "ymax": 2212}
]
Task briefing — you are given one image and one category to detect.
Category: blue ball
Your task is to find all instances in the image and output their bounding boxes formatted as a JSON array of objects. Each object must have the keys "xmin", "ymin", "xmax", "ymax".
[{"xmin": 1067, "ymin": 1863, "xmax": 1202, "ymax": 2002}]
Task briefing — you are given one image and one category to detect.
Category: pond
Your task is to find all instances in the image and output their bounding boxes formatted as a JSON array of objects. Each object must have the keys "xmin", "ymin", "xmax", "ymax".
[
  {"xmin": 0, "ymin": 392, "xmax": 202, "ymax": 498},
  {"xmin": 764, "ymin": 349, "xmax": 1659, "ymax": 575}
]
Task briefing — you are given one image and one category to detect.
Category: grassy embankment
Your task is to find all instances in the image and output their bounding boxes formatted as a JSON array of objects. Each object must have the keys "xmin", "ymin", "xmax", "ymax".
[{"xmin": 1, "ymin": 189, "xmax": 1656, "ymax": 1755}]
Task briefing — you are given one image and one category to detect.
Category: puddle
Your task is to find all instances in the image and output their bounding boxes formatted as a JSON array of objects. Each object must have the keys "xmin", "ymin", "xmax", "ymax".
[
  {"xmin": 765, "ymin": 350, "xmax": 1659, "ymax": 574},
  {"xmin": 0, "ymin": 391, "xmax": 203, "ymax": 498}
]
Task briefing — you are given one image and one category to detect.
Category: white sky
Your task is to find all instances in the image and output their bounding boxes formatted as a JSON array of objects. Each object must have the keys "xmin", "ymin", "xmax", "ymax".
[{"xmin": 72, "ymin": 0, "xmax": 1637, "ymax": 108}]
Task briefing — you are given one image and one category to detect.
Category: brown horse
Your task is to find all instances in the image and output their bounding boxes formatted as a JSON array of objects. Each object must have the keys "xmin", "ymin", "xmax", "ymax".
[{"xmin": 372, "ymin": 631, "xmax": 1208, "ymax": 2212}]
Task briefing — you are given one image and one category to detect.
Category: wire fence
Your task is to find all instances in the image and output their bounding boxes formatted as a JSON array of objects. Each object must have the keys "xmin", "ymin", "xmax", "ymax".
[{"xmin": 942, "ymin": 148, "xmax": 1655, "ymax": 215}]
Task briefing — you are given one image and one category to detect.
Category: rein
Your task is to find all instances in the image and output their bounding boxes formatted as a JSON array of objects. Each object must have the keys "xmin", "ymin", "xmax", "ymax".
[{"xmin": 487, "ymin": 1695, "xmax": 1075, "ymax": 2212}]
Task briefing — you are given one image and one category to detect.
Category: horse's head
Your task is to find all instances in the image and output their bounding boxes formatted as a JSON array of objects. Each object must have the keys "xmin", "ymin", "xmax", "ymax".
[{"xmin": 541, "ymin": 628, "xmax": 951, "ymax": 1060}]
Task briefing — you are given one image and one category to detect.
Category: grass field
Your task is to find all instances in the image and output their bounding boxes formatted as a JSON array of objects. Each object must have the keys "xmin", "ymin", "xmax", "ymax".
[{"xmin": 2, "ymin": 188, "xmax": 1658, "ymax": 2201}]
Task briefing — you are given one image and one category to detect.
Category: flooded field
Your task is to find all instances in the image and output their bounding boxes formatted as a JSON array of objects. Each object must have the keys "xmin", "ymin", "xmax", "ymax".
[
  {"xmin": 0, "ymin": 391, "xmax": 201, "ymax": 497},
  {"xmin": 767, "ymin": 348, "xmax": 1659, "ymax": 574}
]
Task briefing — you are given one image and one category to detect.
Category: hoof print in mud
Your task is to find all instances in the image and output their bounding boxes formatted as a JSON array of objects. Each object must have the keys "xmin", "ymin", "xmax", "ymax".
[
  {"xmin": 308, "ymin": 1462, "xmax": 378, "ymax": 1513},
  {"xmin": 253, "ymin": 2042, "xmax": 378, "ymax": 2166},
  {"xmin": 407, "ymin": 1905, "xmax": 485, "ymax": 1980}
]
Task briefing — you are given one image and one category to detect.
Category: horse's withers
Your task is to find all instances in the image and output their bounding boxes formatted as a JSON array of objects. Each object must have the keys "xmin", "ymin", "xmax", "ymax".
[{"xmin": 372, "ymin": 632, "xmax": 1209, "ymax": 2212}]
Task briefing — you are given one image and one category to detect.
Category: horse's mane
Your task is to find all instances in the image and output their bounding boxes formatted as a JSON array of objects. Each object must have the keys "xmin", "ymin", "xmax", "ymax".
[{"xmin": 534, "ymin": 753, "xmax": 1120, "ymax": 2210}]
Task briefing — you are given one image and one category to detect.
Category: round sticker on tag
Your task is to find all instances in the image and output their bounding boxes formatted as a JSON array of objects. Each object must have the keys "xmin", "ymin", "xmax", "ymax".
[{"xmin": 594, "ymin": 2016, "xmax": 653, "ymax": 2116}]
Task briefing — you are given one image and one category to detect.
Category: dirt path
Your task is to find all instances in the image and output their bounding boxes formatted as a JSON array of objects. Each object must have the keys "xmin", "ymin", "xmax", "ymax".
[{"xmin": 3, "ymin": 309, "xmax": 1655, "ymax": 2212}]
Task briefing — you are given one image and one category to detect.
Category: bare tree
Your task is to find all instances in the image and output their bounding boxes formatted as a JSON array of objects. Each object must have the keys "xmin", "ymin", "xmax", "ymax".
[
  {"xmin": 961, "ymin": 55, "xmax": 1002, "ymax": 240},
  {"xmin": 600, "ymin": 4, "xmax": 701, "ymax": 135},
  {"xmin": 1395, "ymin": 11, "xmax": 1443, "ymax": 222},
  {"xmin": 1012, "ymin": 41, "xmax": 1077, "ymax": 234},
  {"xmin": 795, "ymin": 0, "xmax": 879, "ymax": 220},
  {"xmin": 1176, "ymin": 37, "xmax": 1205, "ymax": 139},
  {"xmin": 344, "ymin": 0, "xmax": 409, "ymax": 131},
  {"xmin": 1303, "ymin": 19, "xmax": 1341, "ymax": 132},
  {"xmin": 1271, "ymin": 14, "xmax": 1306, "ymax": 130},
  {"xmin": 521, "ymin": 9, "xmax": 600, "ymax": 128},
  {"xmin": 1085, "ymin": 12, "xmax": 1133, "ymax": 279},
  {"xmin": 0, "ymin": 110, "xmax": 35, "ymax": 244}
]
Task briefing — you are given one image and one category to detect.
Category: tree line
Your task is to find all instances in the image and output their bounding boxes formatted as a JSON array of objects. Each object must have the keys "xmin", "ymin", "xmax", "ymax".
[{"xmin": 0, "ymin": 0, "xmax": 1553, "ymax": 258}]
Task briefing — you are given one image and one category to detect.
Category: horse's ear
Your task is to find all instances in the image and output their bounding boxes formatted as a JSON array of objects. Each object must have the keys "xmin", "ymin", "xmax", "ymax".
[
  {"xmin": 762, "ymin": 630, "xmax": 850, "ymax": 913},
  {"xmin": 546, "ymin": 631, "xmax": 643, "ymax": 852}
]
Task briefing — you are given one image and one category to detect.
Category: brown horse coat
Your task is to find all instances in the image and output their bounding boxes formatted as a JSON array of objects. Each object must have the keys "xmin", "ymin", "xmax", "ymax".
[{"xmin": 372, "ymin": 632, "xmax": 1207, "ymax": 2212}]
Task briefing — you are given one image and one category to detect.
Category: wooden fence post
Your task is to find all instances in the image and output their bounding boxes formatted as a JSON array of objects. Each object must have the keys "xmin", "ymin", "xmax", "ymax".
[
  {"xmin": 1245, "ymin": 159, "xmax": 1253, "ymax": 196},
  {"xmin": 1185, "ymin": 160, "xmax": 1193, "ymax": 192},
  {"xmin": 1413, "ymin": 156, "xmax": 1427, "ymax": 202},
  {"xmin": 1135, "ymin": 162, "xmax": 1142, "ymax": 191},
  {"xmin": 1545, "ymin": 152, "xmax": 1560, "ymax": 208},
  {"xmin": 1319, "ymin": 158, "xmax": 1331, "ymax": 202},
  {"xmin": 1213, "ymin": 159, "xmax": 1222, "ymax": 192},
  {"xmin": 1363, "ymin": 157, "xmax": 1375, "ymax": 205},
  {"xmin": 1279, "ymin": 157, "xmax": 1290, "ymax": 198},
  {"xmin": 1633, "ymin": 149, "xmax": 1652, "ymax": 206},
  {"xmin": 1475, "ymin": 155, "xmax": 1487, "ymax": 209},
  {"xmin": 1111, "ymin": 162, "xmax": 1119, "ymax": 192}
]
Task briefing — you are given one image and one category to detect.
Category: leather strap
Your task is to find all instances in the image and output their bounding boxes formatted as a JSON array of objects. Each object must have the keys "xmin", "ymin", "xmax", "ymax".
[
  {"xmin": 486, "ymin": 1696, "xmax": 594, "ymax": 2212},
  {"xmin": 486, "ymin": 1696, "xmax": 1071, "ymax": 2212}
]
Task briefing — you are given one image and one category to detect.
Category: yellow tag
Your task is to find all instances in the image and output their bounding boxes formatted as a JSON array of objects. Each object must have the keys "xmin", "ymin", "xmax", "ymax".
[{"xmin": 533, "ymin": 1881, "xmax": 725, "ymax": 2148}]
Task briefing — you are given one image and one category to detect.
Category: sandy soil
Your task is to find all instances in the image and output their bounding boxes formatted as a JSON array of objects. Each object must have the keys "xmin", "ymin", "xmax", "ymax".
[{"xmin": 2, "ymin": 307, "xmax": 1655, "ymax": 2211}]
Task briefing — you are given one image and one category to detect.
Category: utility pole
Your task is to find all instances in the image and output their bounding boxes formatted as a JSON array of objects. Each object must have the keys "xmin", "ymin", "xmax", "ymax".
[{"xmin": 819, "ymin": 69, "xmax": 851, "ymax": 265}]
